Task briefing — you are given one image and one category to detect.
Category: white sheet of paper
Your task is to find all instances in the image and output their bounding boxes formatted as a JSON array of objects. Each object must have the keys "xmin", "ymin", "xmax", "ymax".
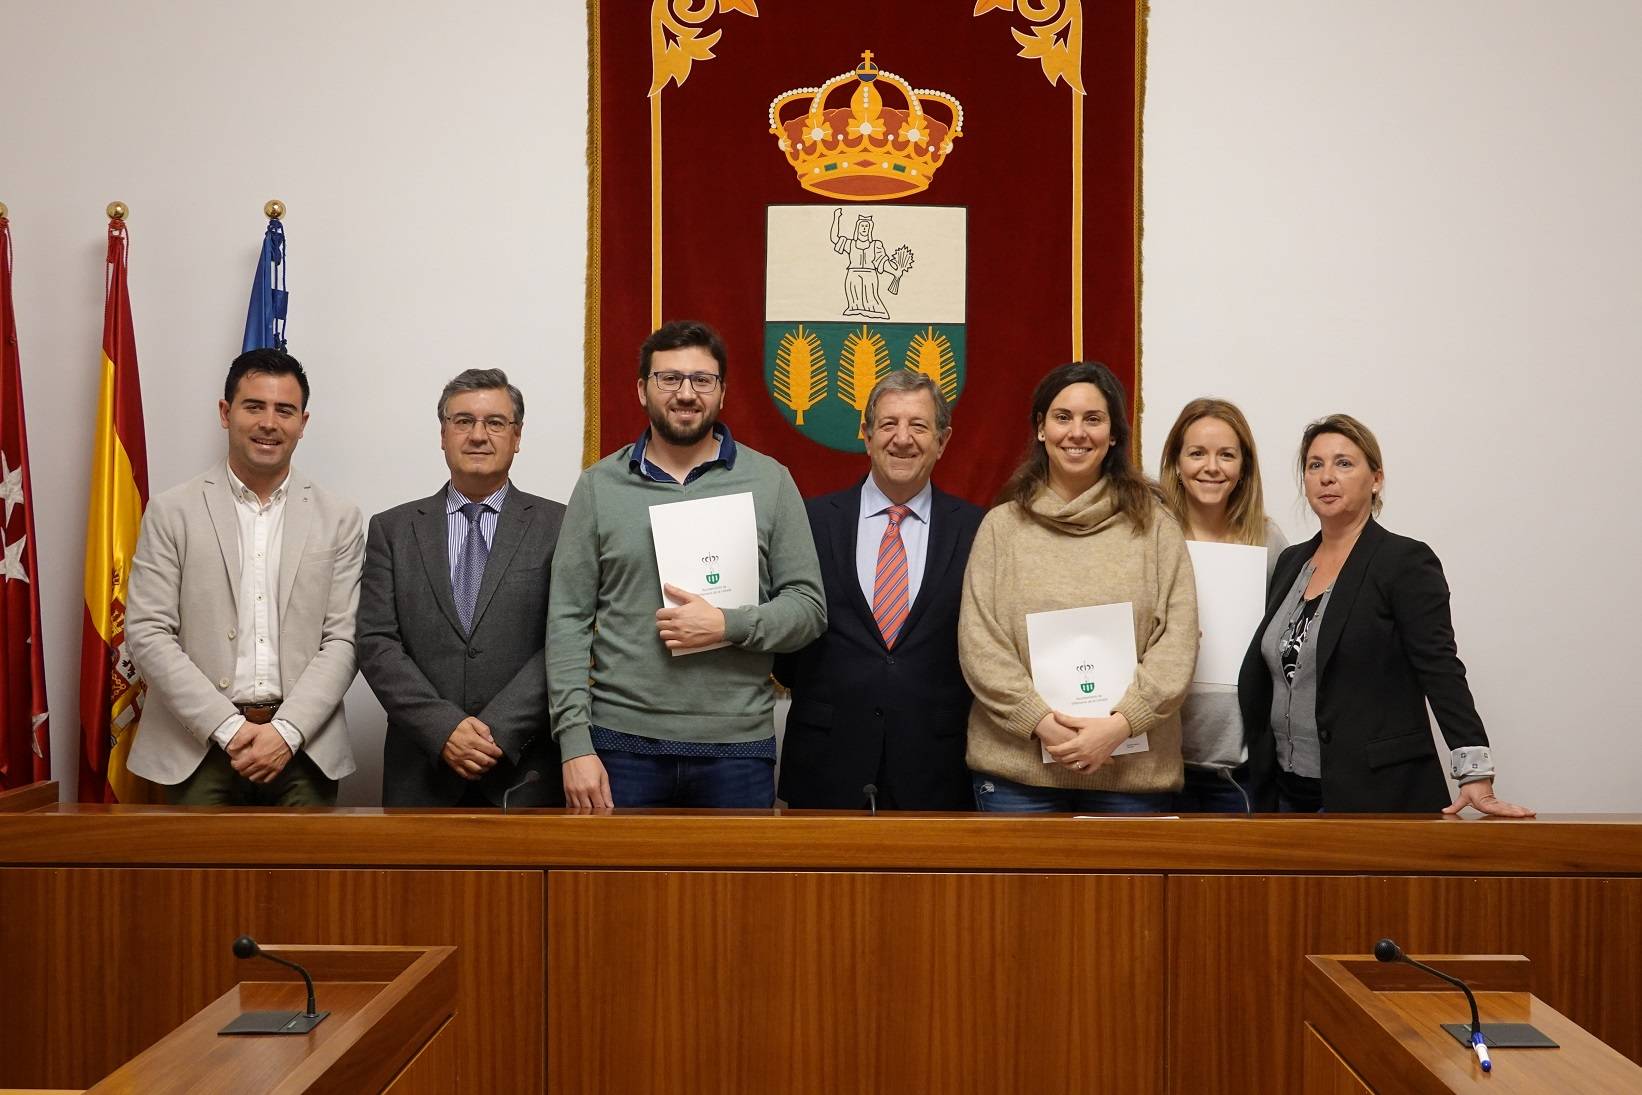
[
  {"xmin": 1026, "ymin": 602, "xmax": 1149, "ymax": 763},
  {"xmin": 648, "ymin": 492, "xmax": 759, "ymax": 657},
  {"xmin": 1185, "ymin": 541, "xmax": 1267, "ymax": 686}
]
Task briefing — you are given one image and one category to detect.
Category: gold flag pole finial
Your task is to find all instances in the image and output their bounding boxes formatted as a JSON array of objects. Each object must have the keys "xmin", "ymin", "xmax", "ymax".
[
  {"xmin": 264, "ymin": 199, "xmax": 286, "ymax": 220},
  {"xmin": 107, "ymin": 201, "xmax": 128, "ymax": 221},
  {"xmin": 0, "ymin": 200, "xmax": 9, "ymax": 219}
]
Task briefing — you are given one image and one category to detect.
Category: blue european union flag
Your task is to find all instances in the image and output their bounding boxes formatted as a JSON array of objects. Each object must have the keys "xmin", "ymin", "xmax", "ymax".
[{"xmin": 242, "ymin": 218, "xmax": 288, "ymax": 352}]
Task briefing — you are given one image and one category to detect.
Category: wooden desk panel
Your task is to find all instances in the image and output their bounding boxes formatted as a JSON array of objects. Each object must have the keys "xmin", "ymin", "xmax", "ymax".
[
  {"xmin": 6, "ymin": 808, "xmax": 1642, "ymax": 873},
  {"xmin": 0, "ymin": 868, "xmax": 541, "ymax": 1094},
  {"xmin": 4, "ymin": 803, "xmax": 1642, "ymax": 1094},
  {"xmin": 548, "ymin": 871, "xmax": 1165, "ymax": 1095},
  {"xmin": 1167, "ymin": 875, "xmax": 1642, "ymax": 1095}
]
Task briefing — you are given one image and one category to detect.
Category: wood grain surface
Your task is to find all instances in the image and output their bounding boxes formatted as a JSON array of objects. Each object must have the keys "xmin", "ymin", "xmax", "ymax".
[
  {"xmin": 549, "ymin": 870, "xmax": 1165, "ymax": 1095},
  {"xmin": 1302, "ymin": 1022, "xmax": 1374, "ymax": 1094},
  {"xmin": 4, "ymin": 803, "xmax": 1641, "ymax": 1093},
  {"xmin": 1305, "ymin": 956, "xmax": 1642, "ymax": 1093},
  {"xmin": 4, "ymin": 806, "xmax": 1642, "ymax": 872},
  {"xmin": 1169, "ymin": 875, "xmax": 1642, "ymax": 1094},
  {"xmin": 0, "ymin": 869, "xmax": 540, "ymax": 1093},
  {"xmin": 0, "ymin": 781, "xmax": 58, "ymax": 812}
]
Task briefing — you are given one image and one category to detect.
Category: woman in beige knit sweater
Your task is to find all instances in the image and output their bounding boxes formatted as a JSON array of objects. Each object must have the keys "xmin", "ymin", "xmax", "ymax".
[{"xmin": 960, "ymin": 362, "xmax": 1199, "ymax": 812}]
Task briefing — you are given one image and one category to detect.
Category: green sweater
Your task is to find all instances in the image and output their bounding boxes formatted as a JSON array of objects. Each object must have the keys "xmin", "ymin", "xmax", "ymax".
[{"xmin": 547, "ymin": 441, "xmax": 826, "ymax": 761}]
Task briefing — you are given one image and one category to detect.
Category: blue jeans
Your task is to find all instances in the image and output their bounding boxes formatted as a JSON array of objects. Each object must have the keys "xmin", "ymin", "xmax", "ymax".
[
  {"xmin": 1171, "ymin": 765, "xmax": 1251, "ymax": 813},
  {"xmin": 971, "ymin": 772, "xmax": 1173, "ymax": 814},
  {"xmin": 601, "ymin": 750, "xmax": 775, "ymax": 809}
]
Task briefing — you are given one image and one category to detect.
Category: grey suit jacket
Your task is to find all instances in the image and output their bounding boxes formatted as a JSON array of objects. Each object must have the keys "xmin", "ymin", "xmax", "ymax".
[
  {"xmin": 125, "ymin": 464, "xmax": 365, "ymax": 785},
  {"xmin": 358, "ymin": 485, "xmax": 566, "ymax": 807}
]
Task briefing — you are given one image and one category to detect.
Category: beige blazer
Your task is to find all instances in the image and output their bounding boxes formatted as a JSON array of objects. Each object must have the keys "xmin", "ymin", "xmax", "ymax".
[{"xmin": 125, "ymin": 464, "xmax": 364, "ymax": 784}]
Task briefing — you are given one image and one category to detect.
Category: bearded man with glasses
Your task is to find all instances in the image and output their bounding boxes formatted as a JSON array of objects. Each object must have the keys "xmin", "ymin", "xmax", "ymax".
[
  {"xmin": 357, "ymin": 368, "xmax": 567, "ymax": 807},
  {"xmin": 548, "ymin": 320, "xmax": 826, "ymax": 809}
]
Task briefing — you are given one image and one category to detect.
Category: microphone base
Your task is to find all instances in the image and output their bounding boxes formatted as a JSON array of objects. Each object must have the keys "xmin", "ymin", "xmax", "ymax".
[
  {"xmin": 219, "ymin": 1010, "xmax": 330, "ymax": 1036},
  {"xmin": 1440, "ymin": 1022, "xmax": 1558, "ymax": 1049}
]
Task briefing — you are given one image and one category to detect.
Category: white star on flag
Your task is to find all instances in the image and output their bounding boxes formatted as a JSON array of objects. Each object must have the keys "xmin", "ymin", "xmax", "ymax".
[
  {"xmin": 0, "ymin": 529, "xmax": 26, "ymax": 582},
  {"xmin": 0, "ymin": 451, "xmax": 23, "ymax": 526}
]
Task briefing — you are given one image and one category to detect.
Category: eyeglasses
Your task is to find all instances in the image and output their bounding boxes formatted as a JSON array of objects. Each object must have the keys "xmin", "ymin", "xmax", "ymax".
[
  {"xmin": 442, "ymin": 413, "xmax": 518, "ymax": 435},
  {"xmin": 649, "ymin": 371, "xmax": 722, "ymax": 394}
]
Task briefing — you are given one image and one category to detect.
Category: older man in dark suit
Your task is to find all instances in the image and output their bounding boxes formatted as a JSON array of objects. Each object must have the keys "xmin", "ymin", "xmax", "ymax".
[
  {"xmin": 775, "ymin": 371, "xmax": 983, "ymax": 811},
  {"xmin": 358, "ymin": 369, "xmax": 566, "ymax": 807}
]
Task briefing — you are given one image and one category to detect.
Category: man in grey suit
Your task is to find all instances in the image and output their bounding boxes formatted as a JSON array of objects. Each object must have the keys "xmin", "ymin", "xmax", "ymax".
[
  {"xmin": 126, "ymin": 349, "xmax": 364, "ymax": 805},
  {"xmin": 358, "ymin": 368, "xmax": 566, "ymax": 807}
]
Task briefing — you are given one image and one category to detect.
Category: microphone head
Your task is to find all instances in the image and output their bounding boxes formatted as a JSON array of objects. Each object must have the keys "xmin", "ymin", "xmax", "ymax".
[
  {"xmin": 862, "ymin": 783, "xmax": 877, "ymax": 796},
  {"xmin": 232, "ymin": 935, "xmax": 260, "ymax": 959},
  {"xmin": 523, "ymin": 770, "xmax": 542, "ymax": 785},
  {"xmin": 1373, "ymin": 938, "xmax": 1403, "ymax": 963}
]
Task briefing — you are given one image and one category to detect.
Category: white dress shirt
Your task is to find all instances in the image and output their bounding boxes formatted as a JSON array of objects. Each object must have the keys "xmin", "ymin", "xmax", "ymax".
[
  {"xmin": 854, "ymin": 477, "xmax": 933, "ymax": 610},
  {"xmin": 210, "ymin": 465, "xmax": 303, "ymax": 755}
]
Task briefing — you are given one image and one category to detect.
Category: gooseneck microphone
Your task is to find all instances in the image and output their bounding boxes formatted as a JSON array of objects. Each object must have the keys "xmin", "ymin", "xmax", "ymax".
[
  {"xmin": 1375, "ymin": 938, "xmax": 1490, "ymax": 1072},
  {"xmin": 862, "ymin": 783, "xmax": 879, "ymax": 816},
  {"xmin": 218, "ymin": 935, "xmax": 330, "ymax": 1035},
  {"xmin": 503, "ymin": 769, "xmax": 542, "ymax": 811}
]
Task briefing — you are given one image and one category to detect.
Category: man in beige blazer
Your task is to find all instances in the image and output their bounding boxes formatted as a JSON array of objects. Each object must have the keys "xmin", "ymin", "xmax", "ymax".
[{"xmin": 126, "ymin": 349, "xmax": 363, "ymax": 805}]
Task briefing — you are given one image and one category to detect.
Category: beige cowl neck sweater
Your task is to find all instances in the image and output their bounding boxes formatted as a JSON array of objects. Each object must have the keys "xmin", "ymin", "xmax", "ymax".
[{"xmin": 959, "ymin": 478, "xmax": 1199, "ymax": 792}]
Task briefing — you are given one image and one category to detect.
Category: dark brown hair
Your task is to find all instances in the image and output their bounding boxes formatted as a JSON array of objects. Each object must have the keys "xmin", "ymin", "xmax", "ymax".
[{"xmin": 997, "ymin": 362, "xmax": 1152, "ymax": 531}]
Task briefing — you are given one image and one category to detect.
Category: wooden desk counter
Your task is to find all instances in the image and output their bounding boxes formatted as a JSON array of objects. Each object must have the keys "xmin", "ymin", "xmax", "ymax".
[
  {"xmin": 5, "ymin": 804, "xmax": 1642, "ymax": 873},
  {"xmin": 3, "ymin": 796, "xmax": 1639, "ymax": 1093}
]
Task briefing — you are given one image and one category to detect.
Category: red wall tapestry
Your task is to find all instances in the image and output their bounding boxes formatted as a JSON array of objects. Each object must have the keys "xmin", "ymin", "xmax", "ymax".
[{"xmin": 588, "ymin": 0, "xmax": 1145, "ymax": 506}]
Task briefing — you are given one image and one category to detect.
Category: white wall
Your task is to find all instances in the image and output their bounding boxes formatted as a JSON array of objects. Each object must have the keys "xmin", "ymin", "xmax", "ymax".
[
  {"xmin": 1142, "ymin": 1, "xmax": 1642, "ymax": 810},
  {"xmin": 2, "ymin": 0, "xmax": 588, "ymax": 803},
  {"xmin": 3, "ymin": 2, "xmax": 1636, "ymax": 809}
]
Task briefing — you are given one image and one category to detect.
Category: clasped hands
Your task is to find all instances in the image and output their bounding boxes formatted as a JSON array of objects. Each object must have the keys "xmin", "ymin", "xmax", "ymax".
[
  {"xmin": 226, "ymin": 720, "xmax": 294, "ymax": 783},
  {"xmin": 442, "ymin": 716, "xmax": 502, "ymax": 780},
  {"xmin": 1035, "ymin": 710, "xmax": 1132, "ymax": 773}
]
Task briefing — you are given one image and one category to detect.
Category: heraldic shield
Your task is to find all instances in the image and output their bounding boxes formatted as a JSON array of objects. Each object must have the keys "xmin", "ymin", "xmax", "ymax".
[{"xmin": 764, "ymin": 204, "xmax": 967, "ymax": 453}]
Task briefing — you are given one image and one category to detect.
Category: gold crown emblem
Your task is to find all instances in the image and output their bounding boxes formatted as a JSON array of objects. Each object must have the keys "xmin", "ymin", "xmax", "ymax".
[{"xmin": 768, "ymin": 50, "xmax": 964, "ymax": 202}]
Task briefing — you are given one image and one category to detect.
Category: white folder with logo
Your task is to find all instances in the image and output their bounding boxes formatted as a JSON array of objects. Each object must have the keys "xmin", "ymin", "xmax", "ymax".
[
  {"xmin": 1184, "ymin": 541, "xmax": 1267, "ymax": 686},
  {"xmin": 1026, "ymin": 602, "xmax": 1149, "ymax": 763},
  {"xmin": 648, "ymin": 492, "xmax": 759, "ymax": 657}
]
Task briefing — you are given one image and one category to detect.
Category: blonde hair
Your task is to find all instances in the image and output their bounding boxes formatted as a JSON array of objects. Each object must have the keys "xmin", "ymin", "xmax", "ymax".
[
  {"xmin": 1299, "ymin": 413, "xmax": 1384, "ymax": 517},
  {"xmin": 1158, "ymin": 398, "xmax": 1269, "ymax": 545}
]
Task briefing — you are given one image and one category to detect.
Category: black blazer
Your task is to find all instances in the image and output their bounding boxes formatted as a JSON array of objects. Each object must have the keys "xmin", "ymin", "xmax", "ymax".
[
  {"xmin": 1238, "ymin": 519, "xmax": 1488, "ymax": 812},
  {"xmin": 359, "ymin": 486, "xmax": 567, "ymax": 807},
  {"xmin": 774, "ymin": 481, "xmax": 984, "ymax": 810}
]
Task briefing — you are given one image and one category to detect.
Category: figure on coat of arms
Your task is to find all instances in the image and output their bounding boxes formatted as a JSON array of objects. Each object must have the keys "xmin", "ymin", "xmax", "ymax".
[{"xmin": 830, "ymin": 209, "xmax": 914, "ymax": 320}]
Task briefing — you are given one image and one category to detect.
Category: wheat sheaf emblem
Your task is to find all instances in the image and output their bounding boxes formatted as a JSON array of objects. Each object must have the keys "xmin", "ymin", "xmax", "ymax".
[{"xmin": 772, "ymin": 325, "xmax": 828, "ymax": 426}]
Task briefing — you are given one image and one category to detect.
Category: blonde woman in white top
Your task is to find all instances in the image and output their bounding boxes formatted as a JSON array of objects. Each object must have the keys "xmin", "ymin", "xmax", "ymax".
[{"xmin": 1157, "ymin": 398, "xmax": 1285, "ymax": 812}]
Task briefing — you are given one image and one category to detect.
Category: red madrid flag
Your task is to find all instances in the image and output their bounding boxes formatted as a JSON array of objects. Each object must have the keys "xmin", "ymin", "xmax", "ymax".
[
  {"xmin": 78, "ymin": 215, "xmax": 154, "ymax": 803},
  {"xmin": 0, "ymin": 211, "xmax": 51, "ymax": 790}
]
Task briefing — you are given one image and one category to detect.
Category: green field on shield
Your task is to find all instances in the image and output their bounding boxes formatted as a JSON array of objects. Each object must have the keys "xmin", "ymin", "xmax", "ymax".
[{"xmin": 762, "ymin": 321, "xmax": 967, "ymax": 453}]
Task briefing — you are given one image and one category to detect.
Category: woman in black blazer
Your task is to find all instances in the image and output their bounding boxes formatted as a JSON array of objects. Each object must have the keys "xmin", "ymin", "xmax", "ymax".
[{"xmin": 1237, "ymin": 415, "xmax": 1532, "ymax": 815}]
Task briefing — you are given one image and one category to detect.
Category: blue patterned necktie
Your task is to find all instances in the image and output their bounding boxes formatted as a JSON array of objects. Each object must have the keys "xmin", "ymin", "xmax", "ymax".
[{"xmin": 454, "ymin": 501, "xmax": 490, "ymax": 633}]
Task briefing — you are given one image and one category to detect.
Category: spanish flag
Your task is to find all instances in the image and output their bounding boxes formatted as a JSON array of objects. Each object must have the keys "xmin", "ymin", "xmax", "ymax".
[{"xmin": 77, "ymin": 214, "xmax": 154, "ymax": 804}]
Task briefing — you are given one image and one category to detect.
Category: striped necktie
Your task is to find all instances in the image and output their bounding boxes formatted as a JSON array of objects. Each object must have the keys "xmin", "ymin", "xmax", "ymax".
[
  {"xmin": 871, "ymin": 504, "xmax": 913, "ymax": 647},
  {"xmin": 454, "ymin": 501, "xmax": 490, "ymax": 633}
]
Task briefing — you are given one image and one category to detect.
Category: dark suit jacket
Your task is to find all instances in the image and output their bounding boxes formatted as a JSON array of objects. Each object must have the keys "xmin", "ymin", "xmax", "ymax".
[
  {"xmin": 358, "ymin": 485, "xmax": 566, "ymax": 806},
  {"xmin": 774, "ymin": 480, "xmax": 984, "ymax": 810},
  {"xmin": 1238, "ymin": 519, "xmax": 1488, "ymax": 813}
]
